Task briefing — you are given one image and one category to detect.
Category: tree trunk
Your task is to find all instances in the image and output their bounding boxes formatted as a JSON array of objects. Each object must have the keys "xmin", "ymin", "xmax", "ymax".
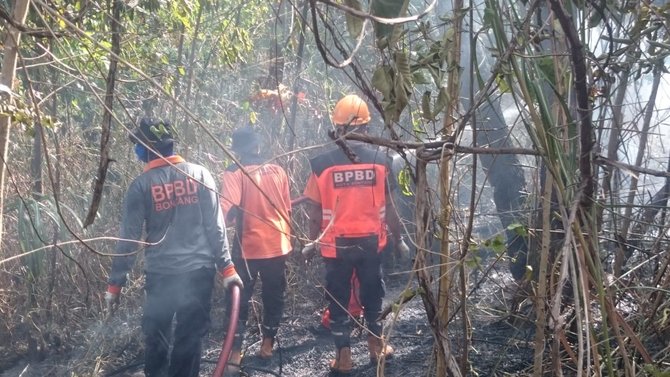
[
  {"xmin": 414, "ymin": 158, "xmax": 462, "ymax": 377},
  {"xmin": 617, "ymin": 62, "xmax": 662, "ymax": 270},
  {"xmin": 30, "ymin": 125, "xmax": 43, "ymax": 196},
  {"xmin": 181, "ymin": 4, "xmax": 204, "ymax": 158},
  {"xmin": 83, "ymin": 0, "xmax": 122, "ymax": 227},
  {"xmin": 0, "ymin": 0, "xmax": 31, "ymax": 248},
  {"xmin": 454, "ymin": 0, "xmax": 529, "ymax": 280},
  {"xmin": 436, "ymin": 1, "xmax": 463, "ymax": 375},
  {"xmin": 286, "ymin": 0, "xmax": 308, "ymax": 158}
]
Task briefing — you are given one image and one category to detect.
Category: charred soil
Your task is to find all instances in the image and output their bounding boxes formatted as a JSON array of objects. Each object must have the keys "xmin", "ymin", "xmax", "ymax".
[{"xmin": 1, "ymin": 254, "xmax": 537, "ymax": 377}]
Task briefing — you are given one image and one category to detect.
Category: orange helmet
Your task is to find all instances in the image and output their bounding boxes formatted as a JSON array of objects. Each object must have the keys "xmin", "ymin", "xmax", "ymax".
[{"xmin": 331, "ymin": 94, "xmax": 371, "ymax": 126}]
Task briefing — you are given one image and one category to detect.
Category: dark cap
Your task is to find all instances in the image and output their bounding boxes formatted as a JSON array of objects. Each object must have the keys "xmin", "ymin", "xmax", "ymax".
[
  {"xmin": 129, "ymin": 118, "xmax": 174, "ymax": 147},
  {"xmin": 231, "ymin": 127, "xmax": 260, "ymax": 155}
]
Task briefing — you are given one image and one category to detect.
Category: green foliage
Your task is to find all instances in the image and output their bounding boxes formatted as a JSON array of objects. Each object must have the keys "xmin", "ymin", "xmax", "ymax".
[
  {"xmin": 371, "ymin": 0, "xmax": 410, "ymax": 48},
  {"xmin": 482, "ymin": 234, "xmax": 507, "ymax": 256},
  {"xmin": 16, "ymin": 196, "xmax": 82, "ymax": 280},
  {"xmin": 372, "ymin": 66, "xmax": 393, "ymax": 99},
  {"xmin": 421, "ymin": 91, "xmax": 433, "ymax": 120},
  {"xmin": 0, "ymin": 94, "xmax": 59, "ymax": 136},
  {"xmin": 495, "ymin": 73, "xmax": 512, "ymax": 93},
  {"xmin": 642, "ymin": 364, "xmax": 670, "ymax": 377},
  {"xmin": 465, "ymin": 242, "xmax": 483, "ymax": 269},
  {"xmin": 371, "ymin": 51, "xmax": 413, "ymax": 123},
  {"xmin": 397, "ymin": 166, "xmax": 413, "ymax": 197},
  {"xmin": 343, "ymin": 0, "xmax": 364, "ymax": 39},
  {"xmin": 507, "ymin": 223, "xmax": 528, "ymax": 237},
  {"xmin": 536, "ymin": 56, "xmax": 557, "ymax": 90},
  {"xmin": 392, "ymin": 51, "xmax": 412, "ymax": 120}
]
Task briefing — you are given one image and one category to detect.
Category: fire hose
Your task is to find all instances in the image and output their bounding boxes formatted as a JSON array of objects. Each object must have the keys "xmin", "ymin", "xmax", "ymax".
[
  {"xmin": 291, "ymin": 195, "xmax": 308, "ymax": 207},
  {"xmin": 212, "ymin": 283, "xmax": 242, "ymax": 377}
]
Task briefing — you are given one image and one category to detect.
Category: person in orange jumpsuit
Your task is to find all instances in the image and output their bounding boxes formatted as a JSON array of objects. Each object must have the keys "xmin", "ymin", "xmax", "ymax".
[
  {"xmin": 219, "ymin": 126, "xmax": 292, "ymax": 374},
  {"xmin": 301, "ymin": 95, "xmax": 409, "ymax": 373}
]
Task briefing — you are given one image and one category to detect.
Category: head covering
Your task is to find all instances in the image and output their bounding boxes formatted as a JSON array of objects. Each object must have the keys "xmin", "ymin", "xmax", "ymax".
[
  {"xmin": 332, "ymin": 94, "xmax": 371, "ymax": 126},
  {"xmin": 129, "ymin": 118, "xmax": 175, "ymax": 160},
  {"xmin": 231, "ymin": 127, "xmax": 261, "ymax": 156},
  {"xmin": 129, "ymin": 118, "xmax": 174, "ymax": 147}
]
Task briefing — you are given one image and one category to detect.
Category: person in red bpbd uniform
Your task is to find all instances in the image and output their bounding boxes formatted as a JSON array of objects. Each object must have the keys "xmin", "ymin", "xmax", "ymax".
[
  {"xmin": 302, "ymin": 95, "xmax": 410, "ymax": 374},
  {"xmin": 105, "ymin": 118, "xmax": 242, "ymax": 377},
  {"xmin": 219, "ymin": 127, "xmax": 292, "ymax": 375}
]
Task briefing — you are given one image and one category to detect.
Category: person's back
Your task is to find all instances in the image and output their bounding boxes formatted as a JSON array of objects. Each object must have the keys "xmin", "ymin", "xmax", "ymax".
[
  {"xmin": 219, "ymin": 126, "xmax": 292, "ymax": 372},
  {"xmin": 221, "ymin": 155, "xmax": 291, "ymax": 259},
  {"xmin": 305, "ymin": 142, "xmax": 394, "ymax": 257},
  {"xmin": 302, "ymin": 94, "xmax": 408, "ymax": 374},
  {"xmin": 119, "ymin": 157, "xmax": 226, "ymax": 275},
  {"xmin": 106, "ymin": 118, "xmax": 241, "ymax": 377}
]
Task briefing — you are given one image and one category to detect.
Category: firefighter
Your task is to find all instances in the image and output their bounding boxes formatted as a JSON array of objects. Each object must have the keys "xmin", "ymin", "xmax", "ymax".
[
  {"xmin": 105, "ymin": 118, "xmax": 242, "ymax": 377},
  {"xmin": 219, "ymin": 126, "xmax": 292, "ymax": 374},
  {"xmin": 302, "ymin": 95, "xmax": 410, "ymax": 373},
  {"xmin": 320, "ymin": 273, "xmax": 363, "ymax": 331}
]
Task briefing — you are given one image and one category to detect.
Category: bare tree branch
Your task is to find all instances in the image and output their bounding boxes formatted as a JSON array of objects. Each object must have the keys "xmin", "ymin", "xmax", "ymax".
[{"xmin": 316, "ymin": 0, "xmax": 437, "ymax": 25}]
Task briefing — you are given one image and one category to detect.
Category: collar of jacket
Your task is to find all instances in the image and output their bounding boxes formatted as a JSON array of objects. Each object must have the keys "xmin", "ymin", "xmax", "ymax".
[{"xmin": 143, "ymin": 155, "xmax": 185, "ymax": 172}]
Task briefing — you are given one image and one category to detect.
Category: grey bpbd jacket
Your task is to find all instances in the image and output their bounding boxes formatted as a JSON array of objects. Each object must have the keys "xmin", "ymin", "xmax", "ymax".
[{"xmin": 108, "ymin": 155, "xmax": 232, "ymax": 286}]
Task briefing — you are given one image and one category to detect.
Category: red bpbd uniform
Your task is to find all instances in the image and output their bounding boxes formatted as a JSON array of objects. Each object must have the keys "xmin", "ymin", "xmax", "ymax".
[
  {"xmin": 321, "ymin": 273, "xmax": 363, "ymax": 329},
  {"xmin": 220, "ymin": 161, "xmax": 292, "ymax": 259},
  {"xmin": 302, "ymin": 143, "xmax": 395, "ymax": 258}
]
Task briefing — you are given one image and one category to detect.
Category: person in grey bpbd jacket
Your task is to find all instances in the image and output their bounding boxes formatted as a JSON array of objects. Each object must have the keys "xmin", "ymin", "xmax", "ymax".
[{"xmin": 105, "ymin": 118, "xmax": 243, "ymax": 377}]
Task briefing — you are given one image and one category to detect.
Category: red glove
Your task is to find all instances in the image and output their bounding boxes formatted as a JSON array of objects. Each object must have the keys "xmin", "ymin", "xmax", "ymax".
[
  {"xmin": 219, "ymin": 266, "xmax": 243, "ymax": 290},
  {"xmin": 105, "ymin": 285, "xmax": 121, "ymax": 313}
]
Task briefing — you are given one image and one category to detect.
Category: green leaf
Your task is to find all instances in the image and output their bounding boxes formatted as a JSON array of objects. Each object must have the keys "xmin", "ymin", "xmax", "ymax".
[
  {"xmin": 399, "ymin": 288, "xmax": 415, "ymax": 300},
  {"xmin": 397, "ymin": 166, "xmax": 413, "ymax": 197},
  {"xmin": 391, "ymin": 51, "xmax": 412, "ymax": 121},
  {"xmin": 395, "ymin": 51, "xmax": 411, "ymax": 78},
  {"xmin": 344, "ymin": 0, "xmax": 364, "ymax": 39},
  {"xmin": 495, "ymin": 73, "xmax": 512, "ymax": 93},
  {"xmin": 372, "ymin": 66, "xmax": 393, "ymax": 98},
  {"xmin": 489, "ymin": 235, "xmax": 506, "ymax": 255},
  {"xmin": 465, "ymin": 255, "xmax": 482, "ymax": 268},
  {"xmin": 537, "ymin": 57, "xmax": 557, "ymax": 88},
  {"xmin": 482, "ymin": 2, "xmax": 496, "ymax": 30},
  {"xmin": 99, "ymin": 40, "xmax": 112, "ymax": 51},
  {"xmin": 524, "ymin": 264, "xmax": 533, "ymax": 280},
  {"xmin": 421, "ymin": 91, "xmax": 433, "ymax": 120},
  {"xmin": 371, "ymin": 0, "xmax": 410, "ymax": 46},
  {"xmin": 412, "ymin": 71, "xmax": 431, "ymax": 85},
  {"xmin": 433, "ymin": 87, "xmax": 448, "ymax": 118},
  {"xmin": 507, "ymin": 223, "xmax": 528, "ymax": 237},
  {"xmin": 393, "ymin": 76, "xmax": 409, "ymax": 120}
]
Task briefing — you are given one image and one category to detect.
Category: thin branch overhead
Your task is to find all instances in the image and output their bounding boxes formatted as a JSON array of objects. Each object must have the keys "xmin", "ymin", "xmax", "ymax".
[{"xmin": 316, "ymin": 0, "xmax": 437, "ymax": 25}]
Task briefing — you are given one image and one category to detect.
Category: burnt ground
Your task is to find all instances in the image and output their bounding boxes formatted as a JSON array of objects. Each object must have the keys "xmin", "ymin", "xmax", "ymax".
[{"xmin": 0, "ymin": 253, "xmax": 537, "ymax": 377}]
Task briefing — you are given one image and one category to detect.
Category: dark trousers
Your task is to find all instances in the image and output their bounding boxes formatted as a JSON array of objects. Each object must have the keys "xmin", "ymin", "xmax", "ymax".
[
  {"xmin": 143, "ymin": 267, "xmax": 215, "ymax": 377},
  {"xmin": 226, "ymin": 254, "xmax": 288, "ymax": 344},
  {"xmin": 325, "ymin": 236, "xmax": 385, "ymax": 349}
]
